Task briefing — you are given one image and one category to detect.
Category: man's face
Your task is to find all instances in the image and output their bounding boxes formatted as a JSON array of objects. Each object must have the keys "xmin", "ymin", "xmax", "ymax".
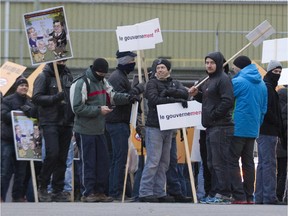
[
  {"xmin": 29, "ymin": 28, "xmax": 37, "ymax": 40},
  {"xmin": 16, "ymin": 84, "xmax": 28, "ymax": 96},
  {"xmin": 53, "ymin": 22, "xmax": 63, "ymax": 34},
  {"xmin": 48, "ymin": 41, "xmax": 56, "ymax": 51},
  {"xmin": 156, "ymin": 64, "xmax": 170, "ymax": 79},
  {"xmin": 205, "ymin": 58, "xmax": 217, "ymax": 74}
]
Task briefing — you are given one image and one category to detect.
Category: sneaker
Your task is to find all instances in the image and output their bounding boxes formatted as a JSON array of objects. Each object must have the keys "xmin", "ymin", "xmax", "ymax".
[
  {"xmin": 172, "ymin": 194, "xmax": 192, "ymax": 203},
  {"xmin": 206, "ymin": 194, "xmax": 231, "ymax": 204},
  {"xmin": 81, "ymin": 194, "xmax": 99, "ymax": 202},
  {"xmin": 52, "ymin": 191, "xmax": 71, "ymax": 202},
  {"xmin": 139, "ymin": 195, "xmax": 159, "ymax": 203},
  {"xmin": 199, "ymin": 196, "xmax": 214, "ymax": 204},
  {"xmin": 158, "ymin": 195, "xmax": 175, "ymax": 203},
  {"xmin": 38, "ymin": 189, "xmax": 52, "ymax": 202},
  {"xmin": 95, "ymin": 193, "xmax": 114, "ymax": 202}
]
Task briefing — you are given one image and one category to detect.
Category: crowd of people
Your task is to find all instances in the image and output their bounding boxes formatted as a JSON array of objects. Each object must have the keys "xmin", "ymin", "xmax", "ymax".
[{"xmin": 1, "ymin": 50, "xmax": 287, "ymax": 205}]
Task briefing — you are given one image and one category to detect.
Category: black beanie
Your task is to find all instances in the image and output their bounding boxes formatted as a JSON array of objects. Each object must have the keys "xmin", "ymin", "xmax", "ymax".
[
  {"xmin": 92, "ymin": 58, "xmax": 109, "ymax": 73},
  {"xmin": 155, "ymin": 59, "xmax": 171, "ymax": 71},
  {"xmin": 15, "ymin": 76, "xmax": 28, "ymax": 87},
  {"xmin": 233, "ymin": 56, "xmax": 251, "ymax": 69}
]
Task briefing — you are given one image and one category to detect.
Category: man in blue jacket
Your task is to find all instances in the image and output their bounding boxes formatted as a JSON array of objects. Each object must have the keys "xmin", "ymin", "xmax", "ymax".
[{"xmin": 229, "ymin": 56, "xmax": 267, "ymax": 204}]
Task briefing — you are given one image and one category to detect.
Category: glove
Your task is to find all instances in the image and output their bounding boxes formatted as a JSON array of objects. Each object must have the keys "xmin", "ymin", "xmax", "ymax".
[
  {"xmin": 20, "ymin": 105, "xmax": 32, "ymax": 117},
  {"xmin": 53, "ymin": 91, "xmax": 65, "ymax": 102},
  {"xmin": 129, "ymin": 94, "xmax": 141, "ymax": 104},
  {"xmin": 173, "ymin": 98, "xmax": 188, "ymax": 108},
  {"xmin": 132, "ymin": 82, "xmax": 145, "ymax": 95}
]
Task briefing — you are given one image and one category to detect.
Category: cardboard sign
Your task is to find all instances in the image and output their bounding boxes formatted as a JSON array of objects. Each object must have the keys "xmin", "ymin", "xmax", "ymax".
[
  {"xmin": 116, "ymin": 18, "xmax": 162, "ymax": 52},
  {"xmin": 157, "ymin": 101, "xmax": 202, "ymax": 131},
  {"xmin": 262, "ymin": 38, "xmax": 288, "ymax": 63},
  {"xmin": 23, "ymin": 6, "xmax": 73, "ymax": 65},
  {"xmin": 11, "ymin": 111, "xmax": 42, "ymax": 161},
  {"xmin": 0, "ymin": 61, "xmax": 26, "ymax": 96}
]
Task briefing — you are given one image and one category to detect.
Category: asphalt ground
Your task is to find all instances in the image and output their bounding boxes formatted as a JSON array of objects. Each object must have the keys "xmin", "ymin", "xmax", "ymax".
[{"xmin": 1, "ymin": 202, "xmax": 287, "ymax": 216}]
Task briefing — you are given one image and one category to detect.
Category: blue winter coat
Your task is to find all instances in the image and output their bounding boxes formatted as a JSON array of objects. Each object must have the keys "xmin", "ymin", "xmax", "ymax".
[{"xmin": 232, "ymin": 64, "xmax": 267, "ymax": 138}]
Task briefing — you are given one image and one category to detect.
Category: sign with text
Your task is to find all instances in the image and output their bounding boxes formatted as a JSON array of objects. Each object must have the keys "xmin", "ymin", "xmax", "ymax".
[
  {"xmin": 116, "ymin": 18, "xmax": 162, "ymax": 52},
  {"xmin": 0, "ymin": 61, "xmax": 26, "ymax": 96},
  {"xmin": 278, "ymin": 68, "xmax": 288, "ymax": 86},
  {"xmin": 23, "ymin": 6, "xmax": 73, "ymax": 65},
  {"xmin": 261, "ymin": 38, "xmax": 288, "ymax": 63},
  {"xmin": 157, "ymin": 101, "xmax": 202, "ymax": 131}
]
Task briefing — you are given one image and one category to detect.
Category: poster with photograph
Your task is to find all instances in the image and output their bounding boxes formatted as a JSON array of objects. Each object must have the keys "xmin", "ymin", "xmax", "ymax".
[
  {"xmin": 11, "ymin": 111, "xmax": 42, "ymax": 161},
  {"xmin": 23, "ymin": 6, "xmax": 73, "ymax": 65}
]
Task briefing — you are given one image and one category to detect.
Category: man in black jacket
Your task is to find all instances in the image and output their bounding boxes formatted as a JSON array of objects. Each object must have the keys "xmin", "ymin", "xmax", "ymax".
[
  {"xmin": 189, "ymin": 52, "xmax": 234, "ymax": 204},
  {"xmin": 32, "ymin": 60, "xmax": 74, "ymax": 202},
  {"xmin": 1, "ymin": 77, "xmax": 37, "ymax": 202}
]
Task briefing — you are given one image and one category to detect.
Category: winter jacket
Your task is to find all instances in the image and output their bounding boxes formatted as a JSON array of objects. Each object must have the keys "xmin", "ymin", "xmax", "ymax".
[
  {"xmin": 194, "ymin": 52, "xmax": 234, "ymax": 128},
  {"xmin": 145, "ymin": 76, "xmax": 188, "ymax": 128},
  {"xmin": 70, "ymin": 66, "xmax": 130, "ymax": 135},
  {"xmin": 32, "ymin": 63, "xmax": 74, "ymax": 126},
  {"xmin": 1, "ymin": 92, "xmax": 37, "ymax": 142},
  {"xmin": 232, "ymin": 64, "xmax": 267, "ymax": 138}
]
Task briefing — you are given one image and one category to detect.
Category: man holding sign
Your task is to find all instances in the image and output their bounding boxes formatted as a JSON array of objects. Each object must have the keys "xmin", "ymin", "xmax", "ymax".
[
  {"xmin": 189, "ymin": 52, "xmax": 234, "ymax": 204},
  {"xmin": 139, "ymin": 59, "xmax": 189, "ymax": 202}
]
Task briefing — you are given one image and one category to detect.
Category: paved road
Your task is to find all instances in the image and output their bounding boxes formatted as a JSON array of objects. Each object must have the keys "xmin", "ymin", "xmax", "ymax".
[{"xmin": 1, "ymin": 202, "xmax": 287, "ymax": 216}]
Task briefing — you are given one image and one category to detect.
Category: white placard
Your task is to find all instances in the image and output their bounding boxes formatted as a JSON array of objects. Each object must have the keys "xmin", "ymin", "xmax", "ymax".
[
  {"xmin": 245, "ymin": 20, "xmax": 275, "ymax": 47},
  {"xmin": 116, "ymin": 18, "xmax": 162, "ymax": 52},
  {"xmin": 191, "ymin": 129, "xmax": 201, "ymax": 162},
  {"xmin": 157, "ymin": 101, "xmax": 202, "ymax": 131},
  {"xmin": 278, "ymin": 68, "xmax": 288, "ymax": 86},
  {"xmin": 261, "ymin": 38, "xmax": 288, "ymax": 63},
  {"xmin": 130, "ymin": 101, "xmax": 139, "ymax": 128}
]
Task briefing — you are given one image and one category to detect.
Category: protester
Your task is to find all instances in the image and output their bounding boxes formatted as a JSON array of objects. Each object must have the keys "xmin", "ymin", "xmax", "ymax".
[
  {"xmin": 229, "ymin": 56, "xmax": 267, "ymax": 204},
  {"xmin": 1, "ymin": 76, "xmax": 37, "ymax": 202},
  {"xmin": 106, "ymin": 50, "xmax": 145, "ymax": 200},
  {"xmin": 138, "ymin": 58, "xmax": 189, "ymax": 202},
  {"xmin": 255, "ymin": 60, "xmax": 284, "ymax": 204},
  {"xmin": 32, "ymin": 60, "xmax": 74, "ymax": 202},
  {"xmin": 70, "ymin": 58, "xmax": 136, "ymax": 202},
  {"xmin": 189, "ymin": 51, "xmax": 234, "ymax": 204}
]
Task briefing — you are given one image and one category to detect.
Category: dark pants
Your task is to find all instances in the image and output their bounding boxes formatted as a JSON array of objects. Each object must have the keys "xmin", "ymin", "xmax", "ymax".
[
  {"xmin": 277, "ymin": 157, "xmax": 287, "ymax": 202},
  {"xmin": 39, "ymin": 125, "xmax": 72, "ymax": 193},
  {"xmin": 229, "ymin": 136, "xmax": 255, "ymax": 201},
  {"xmin": 1, "ymin": 140, "xmax": 28, "ymax": 201},
  {"xmin": 78, "ymin": 133, "xmax": 110, "ymax": 196},
  {"xmin": 206, "ymin": 126, "xmax": 233, "ymax": 197}
]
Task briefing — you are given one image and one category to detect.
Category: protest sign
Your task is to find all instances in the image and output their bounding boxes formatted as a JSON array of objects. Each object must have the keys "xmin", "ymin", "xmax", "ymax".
[
  {"xmin": 23, "ymin": 6, "xmax": 73, "ymax": 65},
  {"xmin": 11, "ymin": 111, "xmax": 42, "ymax": 161},
  {"xmin": 262, "ymin": 38, "xmax": 288, "ymax": 63},
  {"xmin": 0, "ymin": 61, "xmax": 26, "ymax": 96}
]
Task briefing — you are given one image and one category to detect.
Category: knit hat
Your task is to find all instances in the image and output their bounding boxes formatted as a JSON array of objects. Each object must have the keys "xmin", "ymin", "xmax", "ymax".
[
  {"xmin": 155, "ymin": 58, "xmax": 171, "ymax": 71},
  {"xmin": 116, "ymin": 50, "xmax": 137, "ymax": 65},
  {"xmin": 116, "ymin": 50, "xmax": 137, "ymax": 59},
  {"xmin": 233, "ymin": 56, "xmax": 251, "ymax": 69},
  {"xmin": 92, "ymin": 58, "xmax": 109, "ymax": 73},
  {"xmin": 267, "ymin": 60, "xmax": 282, "ymax": 73},
  {"xmin": 15, "ymin": 76, "xmax": 28, "ymax": 87}
]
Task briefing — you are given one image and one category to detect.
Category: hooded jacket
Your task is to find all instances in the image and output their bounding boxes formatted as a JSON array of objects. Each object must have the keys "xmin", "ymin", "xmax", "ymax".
[
  {"xmin": 194, "ymin": 52, "xmax": 234, "ymax": 128},
  {"xmin": 232, "ymin": 64, "xmax": 267, "ymax": 138},
  {"xmin": 32, "ymin": 63, "xmax": 74, "ymax": 126}
]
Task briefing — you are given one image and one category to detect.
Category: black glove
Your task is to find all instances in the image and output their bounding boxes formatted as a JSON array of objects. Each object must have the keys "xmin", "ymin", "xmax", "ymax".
[
  {"xmin": 20, "ymin": 105, "xmax": 32, "ymax": 116},
  {"xmin": 52, "ymin": 91, "xmax": 65, "ymax": 102},
  {"xmin": 132, "ymin": 82, "xmax": 145, "ymax": 95},
  {"xmin": 174, "ymin": 98, "xmax": 188, "ymax": 108},
  {"xmin": 129, "ymin": 94, "xmax": 141, "ymax": 104}
]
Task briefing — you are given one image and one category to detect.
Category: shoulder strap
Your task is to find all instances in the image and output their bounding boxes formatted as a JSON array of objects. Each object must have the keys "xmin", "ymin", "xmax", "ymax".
[{"xmin": 72, "ymin": 72, "xmax": 90, "ymax": 94}]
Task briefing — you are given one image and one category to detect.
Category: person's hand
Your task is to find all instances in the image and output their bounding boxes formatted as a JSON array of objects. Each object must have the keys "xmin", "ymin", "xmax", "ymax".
[
  {"xmin": 188, "ymin": 86, "xmax": 198, "ymax": 97},
  {"xmin": 20, "ymin": 105, "xmax": 32, "ymax": 117},
  {"xmin": 100, "ymin": 106, "xmax": 113, "ymax": 115},
  {"xmin": 133, "ymin": 82, "xmax": 145, "ymax": 95},
  {"xmin": 53, "ymin": 91, "xmax": 65, "ymax": 102},
  {"xmin": 129, "ymin": 94, "xmax": 141, "ymax": 104},
  {"xmin": 174, "ymin": 98, "xmax": 188, "ymax": 108}
]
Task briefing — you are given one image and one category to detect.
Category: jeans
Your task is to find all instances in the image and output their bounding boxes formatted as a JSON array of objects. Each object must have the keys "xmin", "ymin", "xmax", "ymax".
[
  {"xmin": 78, "ymin": 133, "xmax": 110, "ymax": 196},
  {"xmin": 106, "ymin": 122, "xmax": 130, "ymax": 198},
  {"xmin": 229, "ymin": 136, "xmax": 255, "ymax": 201},
  {"xmin": 139, "ymin": 127, "xmax": 172, "ymax": 198},
  {"xmin": 206, "ymin": 126, "xmax": 233, "ymax": 197},
  {"xmin": 64, "ymin": 141, "xmax": 74, "ymax": 192},
  {"xmin": 1, "ymin": 140, "xmax": 28, "ymax": 201},
  {"xmin": 166, "ymin": 137, "xmax": 183, "ymax": 196},
  {"xmin": 255, "ymin": 135, "xmax": 278, "ymax": 203},
  {"xmin": 39, "ymin": 125, "xmax": 72, "ymax": 193}
]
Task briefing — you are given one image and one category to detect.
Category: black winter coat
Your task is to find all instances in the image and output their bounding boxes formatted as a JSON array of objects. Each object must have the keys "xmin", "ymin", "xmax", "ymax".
[
  {"xmin": 194, "ymin": 52, "xmax": 234, "ymax": 128},
  {"xmin": 32, "ymin": 63, "xmax": 74, "ymax": 126},
  {"xmin": 145, "ymin": 76, "xmax": 188, "ymax": 128},
  {"xmin": 1, "ymin": 93, "xmax": 37, "ymax": 142}
]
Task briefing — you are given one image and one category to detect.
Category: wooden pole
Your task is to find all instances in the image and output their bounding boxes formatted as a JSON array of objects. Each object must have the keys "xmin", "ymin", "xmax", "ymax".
[
  {"xmin": 52, "ymin": 62, "xmax": 62, "ymax": 92},
  {"xmin": 30, "ymin": 160, "xmax": 38, "ymax": 202}
]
